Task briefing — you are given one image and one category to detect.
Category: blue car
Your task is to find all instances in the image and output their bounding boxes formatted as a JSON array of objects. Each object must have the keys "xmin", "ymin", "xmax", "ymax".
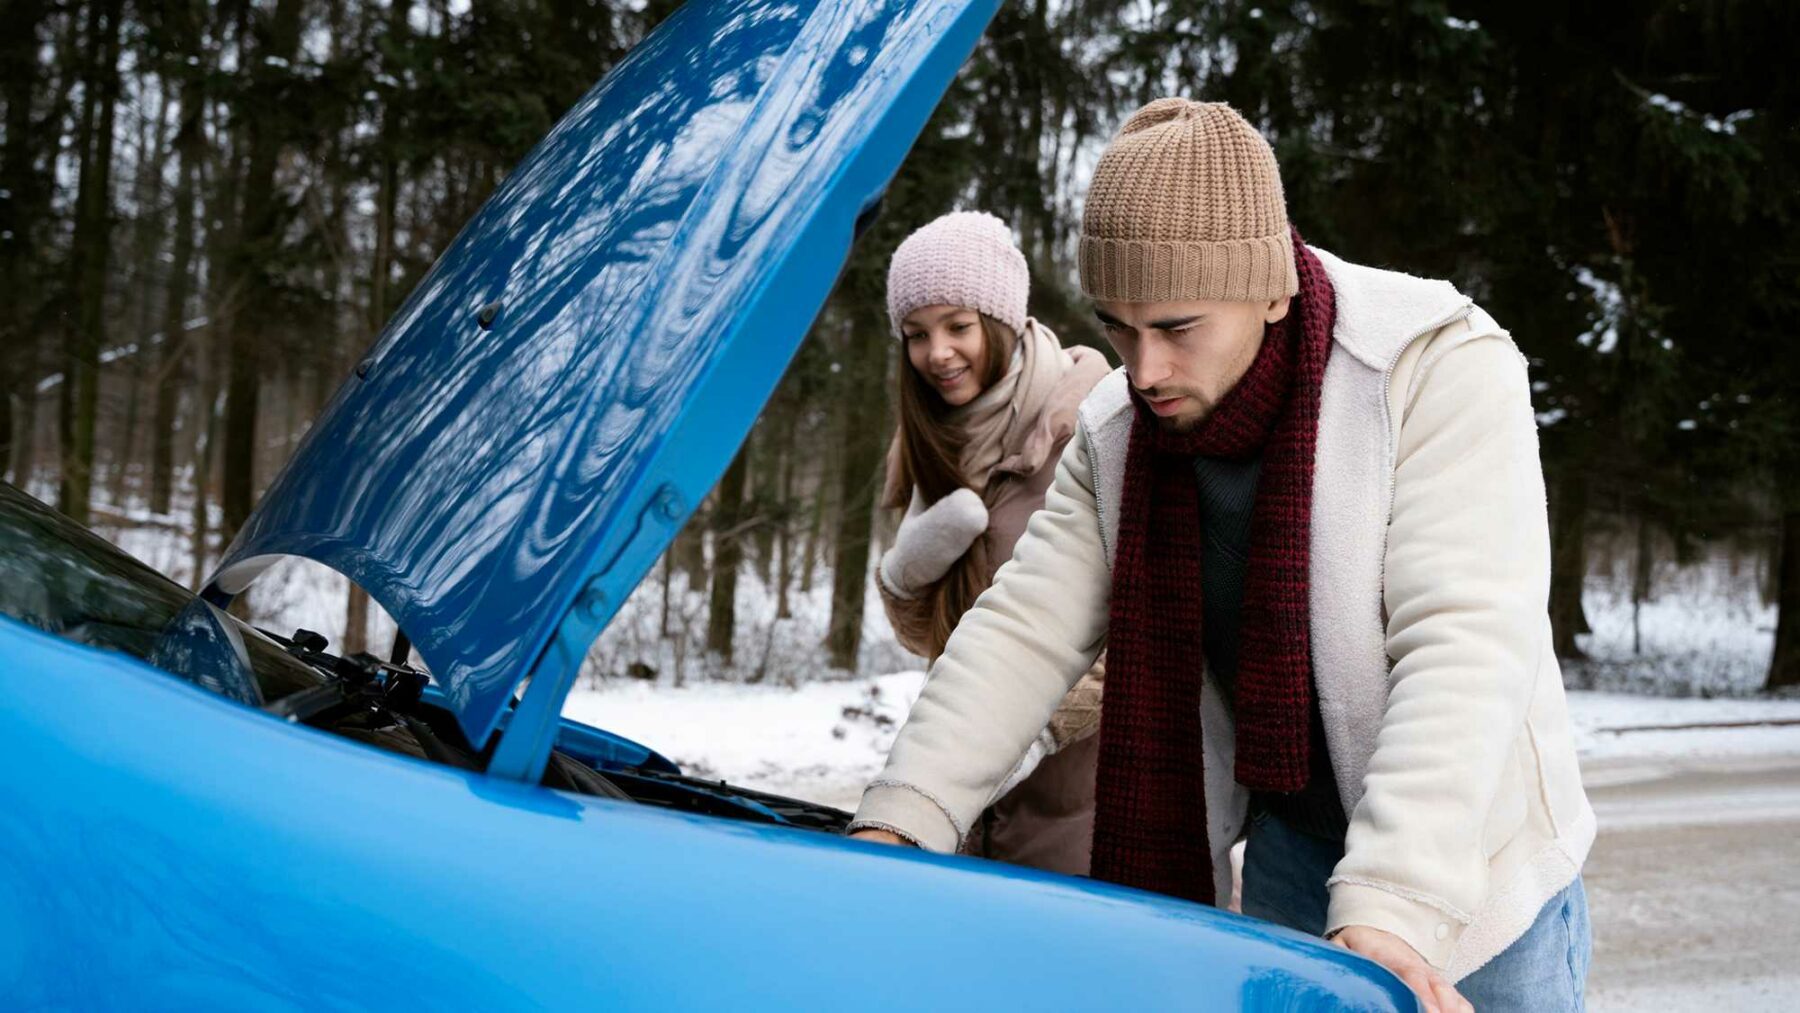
[{"xmin": 0, "ymin": 0, "xmax": 1417, "ymax": 1008}]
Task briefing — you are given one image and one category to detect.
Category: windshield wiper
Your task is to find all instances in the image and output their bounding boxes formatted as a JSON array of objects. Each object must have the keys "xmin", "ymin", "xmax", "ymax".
[{"xmin": 263, "ymin": 628, "xmax": 428, "ymax": 724}]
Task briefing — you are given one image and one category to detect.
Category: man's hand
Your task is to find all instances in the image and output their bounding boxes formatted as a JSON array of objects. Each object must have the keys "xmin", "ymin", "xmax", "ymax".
[
  {"xmin": 1332, "ymin": 926, "xmax": 1472, "ymax": 1013},
  {"xmin": 847, "ymin": 828, "xmax": 914, "ymax": 847}
]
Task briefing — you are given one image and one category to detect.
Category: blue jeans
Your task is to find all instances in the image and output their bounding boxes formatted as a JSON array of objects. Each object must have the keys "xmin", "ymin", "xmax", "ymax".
[{"xmin": 1240, "ymin": 810, "xmax": 1591, "ymax": 1011}]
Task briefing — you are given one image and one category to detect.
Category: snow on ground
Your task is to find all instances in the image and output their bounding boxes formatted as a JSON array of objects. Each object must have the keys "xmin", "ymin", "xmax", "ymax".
[
  {"xmin": 563, "ymin": 671, "xmax": 926, "ymax": 811},
  {"xmin": 1573, "ymin": 691, "xmax": 1800, "ymax": 766}
]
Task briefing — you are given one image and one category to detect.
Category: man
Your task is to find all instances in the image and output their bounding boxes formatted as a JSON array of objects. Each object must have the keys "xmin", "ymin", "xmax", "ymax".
[{"xmin": 848, "ymin": 99, "xmax": 1594, "ymax": 1013}]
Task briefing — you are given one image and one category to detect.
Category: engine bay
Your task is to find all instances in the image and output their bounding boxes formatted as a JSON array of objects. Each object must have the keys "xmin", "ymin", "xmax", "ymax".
[{"xmin": 262, "ymin": 627, "xmax": 852, "ymax": 835}]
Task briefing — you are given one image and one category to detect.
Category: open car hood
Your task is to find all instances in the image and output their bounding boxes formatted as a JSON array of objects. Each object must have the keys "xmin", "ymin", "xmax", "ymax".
[{"xmin": 213, "ymin": 0, "xmax": 996, "ymax": 750}]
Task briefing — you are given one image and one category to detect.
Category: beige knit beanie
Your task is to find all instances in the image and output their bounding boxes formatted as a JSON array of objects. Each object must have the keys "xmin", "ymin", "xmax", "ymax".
[{"xmin": 1079, "ymin": 98, "xmax": 1299, "ymax": 303}]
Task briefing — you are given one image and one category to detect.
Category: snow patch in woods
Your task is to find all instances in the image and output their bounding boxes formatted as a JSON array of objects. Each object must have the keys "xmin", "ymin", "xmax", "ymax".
[
  {"xmin": 563, "ymin": 671, "xmax": 927, "ymax": 812},
  {"xmin": 58, "ymin": 478, "xmax": 1786, "ymax": 705},
  {"xmin": 1567, "ymin": 548, "xmax": 1776, "ymax": 697},
  {"xmin": 573, "ymin": 559, "xmax": 918, "ymax": 689},
  {"xmin": 1573, "ymin": 265, "xmax": 1623, "ymax": 354},
  {"xmin": 1643, "ymin": 92, "xmax": 1755, "ymax": 136},
  {"xmin": 67, "ymin": 472, "xmax": 922, "ymax": 685}
]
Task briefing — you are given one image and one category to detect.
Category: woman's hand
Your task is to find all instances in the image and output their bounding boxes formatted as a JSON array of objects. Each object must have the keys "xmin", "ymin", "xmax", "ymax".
[{"xmin": 878, "ymin": 488, "xmax": 989, "ymax": 597}]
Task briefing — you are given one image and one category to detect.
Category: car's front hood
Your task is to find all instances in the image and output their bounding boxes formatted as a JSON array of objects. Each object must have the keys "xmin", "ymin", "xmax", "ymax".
[{"xmin": 212, "ymin": 0, "xmax": 995, "ymax": 747}]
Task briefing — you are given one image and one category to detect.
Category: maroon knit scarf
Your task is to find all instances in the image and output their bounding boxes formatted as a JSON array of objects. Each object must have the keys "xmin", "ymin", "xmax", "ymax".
[{"xmin": 1089, "ymin": 230, "xmax": 1336, "ymax": 904}]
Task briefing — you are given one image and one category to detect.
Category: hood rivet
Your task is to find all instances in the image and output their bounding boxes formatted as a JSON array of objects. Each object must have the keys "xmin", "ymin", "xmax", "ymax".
[
  {"xmin": 477, "ymin": 300, "xmax": 503, "ymax": 329},
  {"xmin": 577, "ymin": 585, "xmax": 607, "ymax": 621},
  {"xmin": 354, "ymin": 357, "xmax": 375, "ymax": 378}
]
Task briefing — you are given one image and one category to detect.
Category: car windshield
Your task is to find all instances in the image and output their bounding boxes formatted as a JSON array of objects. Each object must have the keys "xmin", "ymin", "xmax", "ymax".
[{"xmin": 0, "ymin": 482, "xmax": 325, "ymax": 705}]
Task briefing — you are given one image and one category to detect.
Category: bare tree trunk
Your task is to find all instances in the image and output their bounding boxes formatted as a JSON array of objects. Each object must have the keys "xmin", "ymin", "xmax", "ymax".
[
  {"xmin": 751, "ymin": 424, "xmax": 778, "ymax": 585},
  {"xmin": 344, "ymin": 584, "xmax": 370, "ymax": 655},
  {"xmin": 312, "ymin": 0, "xmax": 354, "ymax": 417},
  {"xmin": 129, "ymin": 83, "xmax": 172, "ymax": 344},
  {"xmin": 799, "ymin": 450, "xmax": 829, "ymax": 596},
  {"xmin": 826, "ymin": 315, "xmax": 889, "ymax": 671},
  {"xmin": 59, "ymin": 0, "xmax": 127, "ymax": 525},
  {"xmin": 0, "ymin": 0, "xmax": 48, "ymax": 482},
  {"xmin": 111, "ymin": 79, "xmax": 173, "ymax": 508},
  {"xmin": 706, "ymin": 445, "xmax": 751, "ymax": 665},
  {"xmin": 1631, "ymin": 514, "xmax": 1653, "ymax": 657},
  {"xmin": 369, "ymin": 0, "xmax": 409, "ymax": 340},
  {"xmin": 774, "ymin": 428, "xmax": 797, "ymax": 620},
  {"xmin": 150, "ymin": 172, "xmax": 199, "ymax": 513},
  {"xmin": 1767, "ymin": 510, "xmax": 1800, "ymax": 692},
  {"xmin": 1549, "ymin": 467, "xmax": 1591, "ymax": 659},
  {"xmin": 673, "ymin": 512, "xmax": 708, "ymax": 586},
  {"xmin": 189, "ymin": 336, "xmax": 220, "ymax": 590},
  {"xmin": 18, "ymin": 13, "xmax": 83, "ymax": 492},
  {"xmin": 109, "ymin": 342, "xmax": 142, "ymax": 507},
  {"xmin": 8, "ymin": 343, "xmax": 38, "ymax": 488},
  {"xmin": 219, "ymin": 0, "xmax": 306, "ymax": 545},
  {"xmin": 660, "ymin": 550, "xmax": 675, "ymax": 638},
  {"xmin": 151, "ymin": 6, "xmax": 207, "ymax": 515}
]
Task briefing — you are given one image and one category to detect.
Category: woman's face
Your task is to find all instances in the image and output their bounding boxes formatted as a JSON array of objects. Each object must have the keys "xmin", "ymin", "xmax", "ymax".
[{"xmin": 901, "ymin": 305, "xmax": 987, "ymax": 408}]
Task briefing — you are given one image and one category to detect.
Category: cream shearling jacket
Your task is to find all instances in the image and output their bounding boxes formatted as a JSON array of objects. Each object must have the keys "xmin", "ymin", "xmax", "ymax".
[{"xmin": 850, "ymin": 247, "xmax": 1596, "ymax": 982}]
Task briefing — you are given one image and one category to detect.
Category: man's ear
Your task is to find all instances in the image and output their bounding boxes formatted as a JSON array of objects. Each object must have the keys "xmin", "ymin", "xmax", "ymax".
[{"xmin": 1264, "ymin": 296, "xmax": 1293, "ymax": 325}]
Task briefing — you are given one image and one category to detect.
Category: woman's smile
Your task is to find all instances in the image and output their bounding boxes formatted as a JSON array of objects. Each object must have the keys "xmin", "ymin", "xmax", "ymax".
[{"xmin": 932, "ymin": 364, "xmax": 970, "ymax": 388}]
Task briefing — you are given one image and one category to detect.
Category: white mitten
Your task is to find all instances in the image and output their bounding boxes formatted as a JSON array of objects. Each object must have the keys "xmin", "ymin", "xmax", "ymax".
[
  {"xmin": 878, "ymin": 487, "xmax": 988, "ymax": 598},
  {"xmin": 987, "ymin": 726, "xmax": 1057, "ymax": 806}
]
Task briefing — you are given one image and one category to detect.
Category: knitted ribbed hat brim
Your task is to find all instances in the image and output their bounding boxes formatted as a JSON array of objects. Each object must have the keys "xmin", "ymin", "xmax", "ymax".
[
  {"xmin": 1079, "ymin": 98, "xmax": 1300, "ymax": 304},
  {"xmin": 887, "ymin": 210, "xmax": 1030, "ymax": 337},
  {"xmin": 1078, "ymin": 232, "xmax": 1298, "ymax": 304}
]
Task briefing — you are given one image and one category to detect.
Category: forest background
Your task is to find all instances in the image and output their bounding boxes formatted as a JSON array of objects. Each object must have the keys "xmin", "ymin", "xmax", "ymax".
[{"xmin": 4, "ymin": 0, "xmax": 1796, "ymax": 696}]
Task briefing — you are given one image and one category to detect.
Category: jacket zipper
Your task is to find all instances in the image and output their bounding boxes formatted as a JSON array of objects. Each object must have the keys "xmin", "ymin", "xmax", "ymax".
[{"xmin": 1084, "ymin": 419, "xmax": 1113, "ymax": 569}]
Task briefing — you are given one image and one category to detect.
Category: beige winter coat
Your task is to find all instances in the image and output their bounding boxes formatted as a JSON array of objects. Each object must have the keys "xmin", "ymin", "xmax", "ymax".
[
  {"xmin": 878, "ymin": 343, "xmax": 1109, "ymax": 874},
  {"xmin": 851, "ymin": 248, "xmax": 1595, "ymax": 982}
]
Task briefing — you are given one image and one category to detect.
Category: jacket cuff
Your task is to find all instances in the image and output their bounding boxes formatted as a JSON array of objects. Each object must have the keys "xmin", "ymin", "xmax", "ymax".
[
  {"xmin": 849, "ymin": 781, "xmax": 964, "ymax": 854},
  {"xmin": 1325, "ymin": 877, "xmax": 1474, "ymax": 970}
]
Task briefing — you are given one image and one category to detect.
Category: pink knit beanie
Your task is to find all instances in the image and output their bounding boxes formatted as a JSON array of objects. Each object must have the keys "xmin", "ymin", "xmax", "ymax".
[{"xmin": 886, "ymin": 211, "xmax": 1030, "ymax": 338}]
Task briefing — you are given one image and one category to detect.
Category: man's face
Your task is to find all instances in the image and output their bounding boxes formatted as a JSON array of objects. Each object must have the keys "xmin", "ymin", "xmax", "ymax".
[{"xmin": 1095, "ymin": 296, "xmax": 1292, "ymax": 431}]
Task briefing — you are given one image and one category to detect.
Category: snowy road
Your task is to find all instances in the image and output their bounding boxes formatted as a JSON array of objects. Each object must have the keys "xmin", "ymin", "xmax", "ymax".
[{"xmin": 1583, "ymin": 753, "xmax": 1800, "ymax": 1012}]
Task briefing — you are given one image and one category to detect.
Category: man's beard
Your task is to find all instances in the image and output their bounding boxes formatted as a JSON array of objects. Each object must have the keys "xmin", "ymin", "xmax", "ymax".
[{"xmin": 1140, "ymin": 387, "xmax": 1213, "ymax": 433}]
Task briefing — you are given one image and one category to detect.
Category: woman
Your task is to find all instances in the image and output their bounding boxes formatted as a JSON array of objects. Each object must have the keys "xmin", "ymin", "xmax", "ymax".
[{"xmin": 873, "ymin": 211, "xmax": 1109, "ymax": 876}]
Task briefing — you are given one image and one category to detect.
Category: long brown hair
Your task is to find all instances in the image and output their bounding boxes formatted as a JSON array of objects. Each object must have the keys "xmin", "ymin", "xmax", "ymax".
[{"xmin": 887, "ymin": 313, "xmax": 1018, "ymax": 658}]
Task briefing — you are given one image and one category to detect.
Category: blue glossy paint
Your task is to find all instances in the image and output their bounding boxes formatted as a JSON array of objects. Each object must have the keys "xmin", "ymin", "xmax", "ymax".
[
  {"xmin": 435, "ymin": 683, "xmax": 680, "ymax": 775},
  {"xmin": 0, "ymin": 616, "xmax": 1416, "ymax": 1010},
  {"xmin": 212, "ymin": 0, "xmax": 995, "ymax": 759}
]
